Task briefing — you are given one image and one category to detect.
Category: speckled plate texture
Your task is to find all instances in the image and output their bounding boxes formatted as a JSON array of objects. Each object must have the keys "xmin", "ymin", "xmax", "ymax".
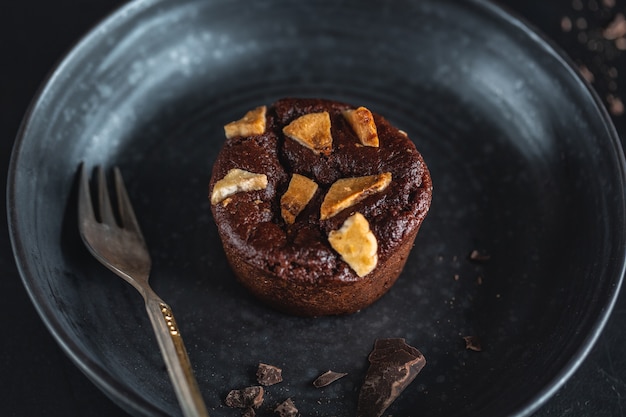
[{"xmin": 7, "ymin": 0, "xmax": 626, "ymax": 416}]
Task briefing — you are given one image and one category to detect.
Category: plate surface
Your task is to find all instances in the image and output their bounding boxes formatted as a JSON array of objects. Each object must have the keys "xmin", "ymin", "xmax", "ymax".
[{"xmin": 8, "ymin": 0, "xmax": 626, "ymax": 416}]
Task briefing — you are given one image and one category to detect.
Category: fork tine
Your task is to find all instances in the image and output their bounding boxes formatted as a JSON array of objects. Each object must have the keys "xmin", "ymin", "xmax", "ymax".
[
  {"xmin": 78, "ymin": 163, "xmax": 96, "ymax": 225},
  {"xmin": 113, "ymin": 166, "xmax": 145, "ymax": 239},
  {"xmin": 96, "ymin": 166, "xmax": 117, "ymax": 226}
]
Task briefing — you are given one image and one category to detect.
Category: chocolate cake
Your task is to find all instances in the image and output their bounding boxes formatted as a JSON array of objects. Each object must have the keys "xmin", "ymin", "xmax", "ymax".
[{"xmin": 209, "ymin": 98, "xmax": 432, "ymax": 316}]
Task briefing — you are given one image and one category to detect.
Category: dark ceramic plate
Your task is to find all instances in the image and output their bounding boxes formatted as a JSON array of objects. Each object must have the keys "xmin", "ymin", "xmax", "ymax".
[{"xmin": 8, "ymin": 0, "xmax": 626, "ymax": 416}]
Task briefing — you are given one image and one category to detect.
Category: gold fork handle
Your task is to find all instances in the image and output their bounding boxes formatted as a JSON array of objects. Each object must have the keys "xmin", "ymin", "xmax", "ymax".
[{"xmin": 144, "ymin": 293, "xmax": 209, "ymax": 417}]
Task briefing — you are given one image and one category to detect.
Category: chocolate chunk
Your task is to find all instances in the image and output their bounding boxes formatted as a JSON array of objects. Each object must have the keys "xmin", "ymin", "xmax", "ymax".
[
  {"xmin": 225, "ymin": 386, "xmax": 264, "ymax": 409},
  {"xmin": 357, "ymin": 338, "xmax": 426, "ymax": 417},
  {"xmin": 313, "ymin": 370, "xmax": 348, "ymax": 388},
  {"xmin": 463, "ymin": 335, "xmax": 482, "ymax": 352},
  {"xmin": 274, "ymin": 398, "xmax": 298, "ymax": 417},
  {"xmin": 256, "ymin": 363, "xmax": 283, "ymax": 386}
]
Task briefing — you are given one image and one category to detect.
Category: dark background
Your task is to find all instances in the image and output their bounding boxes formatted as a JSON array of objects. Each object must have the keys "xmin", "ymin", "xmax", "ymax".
[{"xmin": 2, "ymin": 0, "xmax": 625, "ymax": 416}]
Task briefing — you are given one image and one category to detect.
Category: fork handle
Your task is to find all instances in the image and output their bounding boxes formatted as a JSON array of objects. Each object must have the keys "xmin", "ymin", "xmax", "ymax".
[{"xmin": 144, "ymin": 293, "xmax": 209, "ymax": 417}]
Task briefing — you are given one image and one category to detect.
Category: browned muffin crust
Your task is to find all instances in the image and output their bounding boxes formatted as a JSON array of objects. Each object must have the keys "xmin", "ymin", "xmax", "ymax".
[{"xmin": 209, "ymin": 98, "xmax": 432, "ymax": 316}]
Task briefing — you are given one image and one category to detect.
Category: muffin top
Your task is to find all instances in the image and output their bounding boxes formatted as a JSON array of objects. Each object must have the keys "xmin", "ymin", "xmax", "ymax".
[{"xmin": 209, "ymin": 98, "xmax": 432, "ymax": 283}]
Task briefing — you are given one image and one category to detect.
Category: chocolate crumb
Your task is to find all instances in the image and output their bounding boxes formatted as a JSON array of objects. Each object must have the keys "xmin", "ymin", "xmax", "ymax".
[
  {"xmin": 225, "ymin": 386, "xmax": 264, "ymax": 409},
  {"xmin": 357, "ymin": 338, "xmax": 426, "ymax": 417},
  {"xmin": 274, "ymin": 398, "xmax": 298, "ymax": 417},
  {"xmin": 257, "ymin": 363, "xmax": 283, "ymax": 386},
  {"xmin": 579, "ymin": 64, "xmax": 595, "ymax": 82},
  {"xmin": 561, "ymin": 16, "xmax": 573, "ymax": 32},
  {"xmin": 606, "ymin": 94, "xmax": 624, "ymax": 116},
  {"xmin": 313, "ymin": 370, "xmax": 348, "ymax": 387},
  {"xmin": 604, "ymin": 13, "xmax": 626, "ymax": 40},
  {"xmin": 463, "ymin": 336, "xmax": 482, "ymax": 352},
  {"xmin": 469, "ymin": 250, "xmax": 490, "ymax": 262}
]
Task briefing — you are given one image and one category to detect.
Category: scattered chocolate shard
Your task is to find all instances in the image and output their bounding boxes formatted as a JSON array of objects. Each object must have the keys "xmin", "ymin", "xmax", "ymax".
[
  {"xmin": 469, "ymin": 249, "xmax": 490, "ymax": 262},
  {"xmin": 257, "ymin": 363, "xmax": 284, "ymax": 386},
  {"xmin": 357, "ymin": 338, "xmax": 426, "ymax": 417},
  {"xmin": 313, "ymin": 370, "xmax": 348, "ymax": 388},
  {"xmin": 274, "ymin": 398, "xmax": 298, "ymax": 417},
  {"xmin": 225, "ymin": 386, "xmax": 264, "ymax": 409},
  {"xmin": 463, "ymin": 336, "xmax": 482, "ymax": 352}
]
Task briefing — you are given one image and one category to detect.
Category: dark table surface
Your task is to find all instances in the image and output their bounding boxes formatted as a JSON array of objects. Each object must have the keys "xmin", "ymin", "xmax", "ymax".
[{"xmin": 2, "ymin": 0, "xmax": 626, "ymax": 416}]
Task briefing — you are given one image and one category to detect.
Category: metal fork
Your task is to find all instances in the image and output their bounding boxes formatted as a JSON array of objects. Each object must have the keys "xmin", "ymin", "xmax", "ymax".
[{"xmin": 78, "ymin": 164, "xmax": 209, "ymax": 417}]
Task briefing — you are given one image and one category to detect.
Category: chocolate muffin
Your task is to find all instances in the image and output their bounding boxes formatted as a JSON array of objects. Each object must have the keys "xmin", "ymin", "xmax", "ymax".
[{"xmin": 209, "ymin": 98, "xmax": 432, "ymax": 316}]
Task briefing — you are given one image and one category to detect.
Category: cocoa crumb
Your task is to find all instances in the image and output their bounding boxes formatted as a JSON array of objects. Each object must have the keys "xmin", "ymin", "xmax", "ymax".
[
  {"xmin": 463, "ymin": 336, "xmax": 482, "ymax": 352},
  {"xmin": 579, "ymin": 64, "xmax": 595, "ymax": 82},
  {"xmin": 469, "ymin": 250, "xmax": 490, "ymax": 262},
  {"xmin": 561, "ymin": 16, "xmax": 573, "ymax": 32},
  {"xmin": 603, "ymin": 13, "xmax": 626, "ymax": 40},
  {"xmin": 607, "ymin": 94, "xmax": 625, "ymax": 115}
]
